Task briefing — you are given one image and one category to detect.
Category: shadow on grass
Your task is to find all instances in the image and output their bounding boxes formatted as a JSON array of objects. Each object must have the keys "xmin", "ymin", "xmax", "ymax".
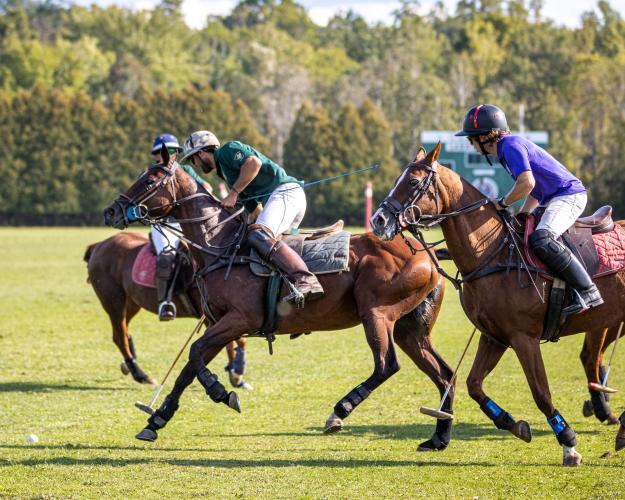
[
  {"xmin": 0, "ymin": 382, "xmax": 123, "ymax": 393},
  {"xmin": 0, "ymin": 456, "xmax": 494, "ymax": 468}
]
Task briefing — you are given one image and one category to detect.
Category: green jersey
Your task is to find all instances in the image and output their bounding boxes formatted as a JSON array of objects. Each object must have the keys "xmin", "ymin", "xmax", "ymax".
[{"xmin": 214, "ymin": 141, "xmax": 303, "ymax": 212}]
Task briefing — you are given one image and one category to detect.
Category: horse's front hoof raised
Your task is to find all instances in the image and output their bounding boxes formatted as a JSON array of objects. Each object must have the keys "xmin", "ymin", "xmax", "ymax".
[
  {"xmin": 607, "ymin": 413, "xmax": 620, "ymax": 425},
  {"xmin": 582, "ymin": 400, "xmax": 594, "ymax": 418},
  {"xmin": 227, "ymin": 392, "xmax": 241, "ymax": 413},
  {"xmin": 563, "ymin": 446, "xmax": 582, "ymax": 466},
  {"xmin": 121, "ymin": 362, "xmax": 130, "ymax": 376},
  {"xmin": 511, "ymin": 420, "xmax": 532, "ymax": 443},
  {"xmin": 135, "ymin": 427, "xmax": 158, "ymax": 442},
  {"xmin": 615, "ymin": 425, "xmax": 625, "ymax": 451}
]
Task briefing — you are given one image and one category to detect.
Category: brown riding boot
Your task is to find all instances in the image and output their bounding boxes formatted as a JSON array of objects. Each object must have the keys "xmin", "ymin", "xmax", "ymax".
[
  {"xmin": 247, "ymin": 225, "xmax": 324, "ymax": 305},
  {"xmin": 156, "ymin": 251, "xmax": 177, "ymax": 321}
]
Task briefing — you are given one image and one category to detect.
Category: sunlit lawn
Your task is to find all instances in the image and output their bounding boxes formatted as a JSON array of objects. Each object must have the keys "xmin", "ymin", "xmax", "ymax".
[{"xmin": 1, "ymin": 227, "xmax": 624, "ymax": 498}]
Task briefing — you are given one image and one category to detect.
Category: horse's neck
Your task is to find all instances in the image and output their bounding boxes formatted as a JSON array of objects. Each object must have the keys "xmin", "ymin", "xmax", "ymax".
[
  {"xmin": 438, "ymin": 169, "xmax": 506, "ymax": 275},
  {"xmin": 173, "ymin": 186, "xmax": 233, "ymax": 266}
]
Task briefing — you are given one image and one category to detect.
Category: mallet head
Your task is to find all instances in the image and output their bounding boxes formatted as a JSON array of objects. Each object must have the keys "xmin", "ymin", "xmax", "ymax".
[{"xmin": 135, "ymin": 401, "xmax": 155, "ymax": 415}]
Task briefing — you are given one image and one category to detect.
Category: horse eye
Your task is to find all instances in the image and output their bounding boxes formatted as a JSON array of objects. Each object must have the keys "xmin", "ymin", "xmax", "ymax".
[
  {"xmin": 409, "ymin": 177, "xmax": 420, "ymax": 186},
  {"xmin": 145, "ymin": 178, "xmax": 155, "ymax": 186}
]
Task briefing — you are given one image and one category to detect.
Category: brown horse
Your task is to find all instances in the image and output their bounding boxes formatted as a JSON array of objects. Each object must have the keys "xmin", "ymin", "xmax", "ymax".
[
  {"xmin": 371, "ymin": 144, "xmax": 625, "ymax": 466},
  {"xmin": 84, "ymin": 231, "xmax": 250, "ymax": 389},
  {"xmin": 103, "ymin": 153, "xmax": 454, "ymax": 450}
]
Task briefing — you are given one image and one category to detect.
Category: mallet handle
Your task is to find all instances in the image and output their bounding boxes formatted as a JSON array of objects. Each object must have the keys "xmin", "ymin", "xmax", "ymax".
[
  {"xmin": 437, "ymin": 327, "xmax": 478, "ymax": 410},
  {"xmin": 602, "ymin": 322, "xmax": 623, "ymax": 386},
  {"xmin": 160, "ymin": 314, "xmax": 206, "ymax": 386}
]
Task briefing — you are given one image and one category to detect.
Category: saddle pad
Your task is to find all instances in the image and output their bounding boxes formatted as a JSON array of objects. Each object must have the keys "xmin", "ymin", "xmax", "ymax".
[
  {"xmin": 131, "ymin": 244, "xmax": 157, "ymax": 288},
  {"xmin": 523, "ymin": 215, "xmax": 625, "ymax": 279},
  {"xmin": 250, "ymin": 231, "xmax": 351, "ymax": 277}
]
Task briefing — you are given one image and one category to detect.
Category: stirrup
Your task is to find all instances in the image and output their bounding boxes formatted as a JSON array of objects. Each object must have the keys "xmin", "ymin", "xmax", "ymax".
[
  {"xmin": 158, "ymin": 301, "xmax": 177, "ymax": 321},
  {"xmin": 562, "ymin": 290, "xmax": 589, "ymax": 316}
]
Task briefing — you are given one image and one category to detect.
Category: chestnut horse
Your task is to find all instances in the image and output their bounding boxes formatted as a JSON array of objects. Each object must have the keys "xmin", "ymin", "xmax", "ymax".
[
  {"xmin": 84, "ymin": 231, "xmax": 250, "ymax": 389},
  {"xmin": 103, "ymin": 153, "xmax": 454, "ymax": 450},
  {"xmin": 371, "ymin": 143, "xmax": 625, "ymax": 466}
]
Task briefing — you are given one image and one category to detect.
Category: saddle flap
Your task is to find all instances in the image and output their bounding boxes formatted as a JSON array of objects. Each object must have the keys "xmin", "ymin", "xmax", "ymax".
[{"xmin": 575, "ymin": 205, "xmax": 614, "ymax": 234}]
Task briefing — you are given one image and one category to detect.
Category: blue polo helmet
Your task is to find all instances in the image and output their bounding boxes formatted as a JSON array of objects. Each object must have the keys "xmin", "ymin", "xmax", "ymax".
[{"xmin": 151, "ymin": 133, "xmax": 182, "ymax": 154}]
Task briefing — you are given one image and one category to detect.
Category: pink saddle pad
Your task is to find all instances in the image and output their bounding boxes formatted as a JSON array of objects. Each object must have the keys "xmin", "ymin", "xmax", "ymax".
[
  {"xmin": 523, "ymin": 215, "xmax": 625, "ymax": 279},
  {"xmin": 131, "ymin": 244, "xmax": 157, "ymax": 288}
]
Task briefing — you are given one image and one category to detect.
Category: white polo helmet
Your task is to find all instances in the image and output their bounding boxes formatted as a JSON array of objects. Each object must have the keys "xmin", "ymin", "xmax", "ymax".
[{"xmin": 180, "ymin": 130, "xmax": 220, "ymax": 163}]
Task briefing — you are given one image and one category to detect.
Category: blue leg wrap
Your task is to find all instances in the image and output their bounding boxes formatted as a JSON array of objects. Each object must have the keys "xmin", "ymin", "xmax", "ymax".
[
  {"xmin": 233, "ymin": 347, "xmax": 246, "ymax": 375},
  {"xmin": 548, "ymin": 410, "xmax": 577, "ymax": 447},
  {"xmin": 480, "ymin": 398, "xmax": 515, "ymax": 430}
]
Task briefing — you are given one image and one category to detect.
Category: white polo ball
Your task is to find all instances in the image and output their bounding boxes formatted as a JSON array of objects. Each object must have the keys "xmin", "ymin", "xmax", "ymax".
[{"xmin": 26, "ymin": 434, "xmax": 39, "ymax": 443}]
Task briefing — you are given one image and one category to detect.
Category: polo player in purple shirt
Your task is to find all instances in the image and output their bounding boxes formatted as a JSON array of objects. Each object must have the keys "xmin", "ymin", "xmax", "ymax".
[{"xmin": 455, "ymin": 104, "xmax": 603, "ymax": 316}]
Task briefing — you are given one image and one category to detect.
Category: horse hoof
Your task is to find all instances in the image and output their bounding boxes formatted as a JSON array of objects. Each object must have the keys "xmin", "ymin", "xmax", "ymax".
[
  {"xmin": 510, "ymin": 420, "xmax": 532, "ymax": 443},
  {"xmin": 582, "ymin": 400, "xmax": 594, "ymax": 418},
  {"xmin": 607, "ymin": 414, "xmax": 619, "ymax": 426},
  {"xmin": 417, "ymin": 438, "xmax": 447, "ymax": 452},
  {"xmin": 135, "ymin": 427, "xmax": 158, "ymax": 442},
  {"xmin": 236, "ymin": 380, "xmax": 253, "ymax": 391},
  {"xmin": 227, "ymin": 392, "xmax": 241, "ymax": 413},
  {"xmin": 228, "ymin": 370, "xmax": 243, "ymax": 388},
  {"xmin": 562, "ymin": 446, "xmax": 582, "ymax": 466},
  {"xmin": 615, "ymin": 426, "xmax": 625, "ymax": 451},
  {"xmin": 323, "ymin": 413, "xmax": 343, "ymax": 434},
  {"xmin": 120, "ymin": 362, "xmax": 130, "ymax": 376},
  {"xmin": 139, "ymin": 376, "xmax": 157, "ymax": 386}
]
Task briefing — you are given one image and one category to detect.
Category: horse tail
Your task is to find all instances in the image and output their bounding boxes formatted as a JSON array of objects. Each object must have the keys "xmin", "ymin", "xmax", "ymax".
[{"xmin": 84, "ymin": 242, "xmax": 98, "ymax": 283}]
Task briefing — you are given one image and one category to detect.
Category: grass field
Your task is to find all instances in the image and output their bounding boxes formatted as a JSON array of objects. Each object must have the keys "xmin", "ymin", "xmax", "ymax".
[{"xmin": 1, "ymin": 227, "xmax": 624, "ymax": 498}]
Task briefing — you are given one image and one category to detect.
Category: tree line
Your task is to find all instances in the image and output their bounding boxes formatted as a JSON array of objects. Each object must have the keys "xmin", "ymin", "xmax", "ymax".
[{"xmin": 1, "ymin": 0, "xmax": 625, "ymax": 224}]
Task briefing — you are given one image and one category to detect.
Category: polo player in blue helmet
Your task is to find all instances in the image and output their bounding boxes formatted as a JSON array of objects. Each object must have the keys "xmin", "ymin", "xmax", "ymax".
[
  {"xmin": 180, "ymin": 130, "xmax": 324, "ymax": 305},
  {"xmin": 456, "ymin": 104, "xmax": 603, "ymax": 316},
  {"xmin": 150, "ymin": 133, "xmax": 212, "ymax": 321}
]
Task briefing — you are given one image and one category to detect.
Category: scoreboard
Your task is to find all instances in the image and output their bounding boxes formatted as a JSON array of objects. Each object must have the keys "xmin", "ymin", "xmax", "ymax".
[{"xmin": 420, "ymin": 131, "xmax": 548, "ymax": 199}]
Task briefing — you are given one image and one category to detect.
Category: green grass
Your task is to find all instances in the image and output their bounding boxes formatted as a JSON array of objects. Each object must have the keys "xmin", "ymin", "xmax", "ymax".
[{"xmin": 1, "ymin": 227, "xmax": 624, "ymax": 498}]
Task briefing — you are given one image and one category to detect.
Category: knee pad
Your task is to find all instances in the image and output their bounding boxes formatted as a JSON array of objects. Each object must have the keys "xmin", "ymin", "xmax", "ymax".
[
  {"xmin": 247, "ymin": 225, "xmax": 278, "ymax": 260},
  {"xmin": 529, "ymin": 229, "xmax": 571, "ymax": 273}
]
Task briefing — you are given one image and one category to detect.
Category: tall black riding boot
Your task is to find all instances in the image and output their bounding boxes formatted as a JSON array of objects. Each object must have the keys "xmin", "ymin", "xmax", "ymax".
[
  {"xmin": 248, "ymin": 225, "xmax": 323, "ymax": 304},
  {"xmin": 529, "ymin": 229, "xmax": 603, "ymax": 315},
  {"xmin": 156, "ymin": 251, "xmax": 177, "ymax": 321}
]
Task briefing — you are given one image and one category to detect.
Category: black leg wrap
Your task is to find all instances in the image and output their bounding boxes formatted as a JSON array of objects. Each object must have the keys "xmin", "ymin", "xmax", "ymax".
[
  {"xmin": 124, "ymin": 358, "xmax": 149, "ymax": 381},
  {"xmin": 590, "ymin": 390, "xmax": 611, "ymax": 422},
  {"xmin": 619, "ymin": 411, "xmax": 625, "ymax": 427},
  {"xmin": 435, "ymin": 412, "xmax": 453, "ymax": 446},
  {"xmin": 197, "ymin": 369, "xmax": 228, "ymax": 403},
  {"xmin": 334, "ymin": 384, "xmax": 371, "ymax": 420},
  {"xmin": 493, "ymin": 412, "xmax": 516, "ymax": 431},
  {"xmin": 148, "ymin": 395, "xmax": 179, "ymax": 430}
]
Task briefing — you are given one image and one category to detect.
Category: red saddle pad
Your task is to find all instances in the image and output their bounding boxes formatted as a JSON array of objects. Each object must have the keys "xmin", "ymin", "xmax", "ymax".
[
  {"xmin": 523, "ymin": 215, "xmax": 625, "ymax": 279},
  {"xmin": 131, "ymin": 243, "xmax": 157, "ymax": 288}
]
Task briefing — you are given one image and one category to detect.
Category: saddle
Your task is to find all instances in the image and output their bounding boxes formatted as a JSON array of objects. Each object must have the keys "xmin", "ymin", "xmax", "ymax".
[
  {"xmin": 249, "ymin": 220, "xmax": 350, "ymax": 277},
  {"xmin": 520, "ymin": 206, "xmax": 625, "ymax": 341}
]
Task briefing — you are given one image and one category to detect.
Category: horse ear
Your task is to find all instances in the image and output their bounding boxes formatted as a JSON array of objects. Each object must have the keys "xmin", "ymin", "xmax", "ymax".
[
  {"xmin": 414, "ymin": 147, "xmax": 427, "ymax": 162},
  {"xmin": 425, "ymin": 141, "xmax": 442, "ymax": 164},
  {"xmin": 161, "ymin": 143, "xmax": 170, "ymax": 166}
]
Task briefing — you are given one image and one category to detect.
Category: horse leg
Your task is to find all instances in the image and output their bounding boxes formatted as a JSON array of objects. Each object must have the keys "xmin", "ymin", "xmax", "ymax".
[
  {"xmin": 135, "ymin": 314, "xmax": 246, "ymax": 442},
  {"xmin": 224, "ymin": 338, "xmax": 252, "ymax": 390},
  {"xmin": 510, "ymin": 335, "xmax": 581, "ymax": 466},
  {"xmin": 580, "ymin": 328, "xmax": 617, "ymax": 424},
  {"xmin": 324, "ymin": 312, "xmax": 399, "ymax": 434},
  {"xmin": 393, "ymin": 290, "xmax": 454, "ymax": 451},
  {"xmin": 466, "ymin": 334, "xmax": 532, "ymax": 443}
]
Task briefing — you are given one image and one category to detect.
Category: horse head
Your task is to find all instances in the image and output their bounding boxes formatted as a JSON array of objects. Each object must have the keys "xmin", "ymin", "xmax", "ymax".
[
  {"xmin": 371, "ymin": 142, "xmax": 442, "ymax": 240},
  {"xmin": 104, "ymin": 144, "xmax": 209, "ymax": 229}
]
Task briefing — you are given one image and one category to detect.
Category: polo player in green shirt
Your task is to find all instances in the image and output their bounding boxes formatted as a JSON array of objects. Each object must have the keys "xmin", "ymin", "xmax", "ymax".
[{"xmin": 180, "ymin": 130, "xmax": 324, "ymax": 305}]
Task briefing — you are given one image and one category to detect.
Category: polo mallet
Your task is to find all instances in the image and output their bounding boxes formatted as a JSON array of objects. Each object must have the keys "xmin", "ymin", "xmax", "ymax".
[
  {"xmin": 135, "ymin": 314, "xmax": 206, "ymax": 415},
  {"xmin": 420, "ymin": 326, "xmax": 478, "ymax": 420},
  {"xmin": 588, "ymin": 322, "xmax": 623, "ymax": 394}
]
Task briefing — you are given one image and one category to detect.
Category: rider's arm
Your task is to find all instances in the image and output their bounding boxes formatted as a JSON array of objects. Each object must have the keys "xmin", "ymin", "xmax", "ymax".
[
  {"xmin": 519, "ymin": 195, "xmax": 539, "ymax": 214},
  {"xmin": 500, "ymin": 170, "xmax": 535, "ymax": 207},
  {"xmin": 232, "ymin": 156, "xmax": 262, "ymax": 194}
]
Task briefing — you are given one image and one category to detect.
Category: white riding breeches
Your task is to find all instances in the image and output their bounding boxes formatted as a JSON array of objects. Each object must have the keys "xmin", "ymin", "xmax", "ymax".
[
  {"xmin": 535, "ymin": 192, "xmax": 587, "ymax": 238},
  {"xmin": 151, "ymin": 222, "xmax": 182, "ymax": 254},
  {"xmin": 256, "ymin": 183, "xmax": 307, "ymax": 237}
]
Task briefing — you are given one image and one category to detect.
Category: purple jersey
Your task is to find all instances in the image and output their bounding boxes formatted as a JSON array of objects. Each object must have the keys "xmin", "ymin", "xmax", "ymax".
[{"xmin": 496, "ymin": 135, "xmax": 585, "ymax": 205}]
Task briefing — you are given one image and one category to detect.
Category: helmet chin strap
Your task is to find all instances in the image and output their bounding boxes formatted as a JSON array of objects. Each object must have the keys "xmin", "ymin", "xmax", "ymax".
[{"xmin": 476, "ymin": 136, "xmax": 494, "ymax": 166}]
